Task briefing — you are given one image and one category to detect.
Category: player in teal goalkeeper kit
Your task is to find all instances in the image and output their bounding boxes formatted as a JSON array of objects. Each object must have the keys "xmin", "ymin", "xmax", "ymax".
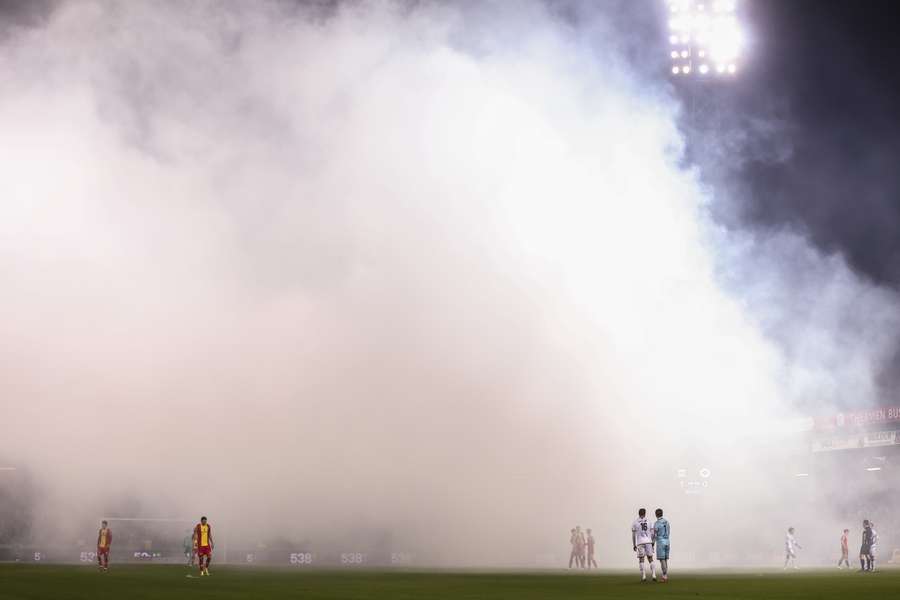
[{"xmin": 653, "ymin": 509, "xmax": 671, "ymax": 582}]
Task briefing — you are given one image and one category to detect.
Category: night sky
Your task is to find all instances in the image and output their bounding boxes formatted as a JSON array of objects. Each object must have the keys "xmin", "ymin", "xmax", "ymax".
[
  {"xmin": 717, "ymin": 0, "xmax": 900, "ymax": 287},
  {"xmin": 707, "ymin": 0, "xmax": 900, "ymax": 393}
]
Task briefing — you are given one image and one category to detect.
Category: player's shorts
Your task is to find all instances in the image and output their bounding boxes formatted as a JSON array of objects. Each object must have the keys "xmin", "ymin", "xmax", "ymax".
[
  {"xmin": 197, "ymin": 545, "xmax": 212, "ymax": 557},
  {"xmin": 97, "ymin": 546, "xmax": 109, "ymax": 556},
  {"xmin": 656, "ymin": 539, "xmax": 670, "ymax": 560},
  {"xmin": 785, "ymin": 549, "xmax": 796, "ymax": 558},
  {"xmin": 636, "ymin": 543, "xmax": 653, "ymax": 558},
  {"xmin": 860, "ymin": 544, "xmax": 871, "ymax": 555},
  {"xmin": 869, "ymin": 545, "xmax": 877, "ymax": 558}
]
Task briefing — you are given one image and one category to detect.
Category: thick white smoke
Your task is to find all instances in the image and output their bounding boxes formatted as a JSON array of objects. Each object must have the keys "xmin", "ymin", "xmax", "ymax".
[{"xmin": 0, "ymin": 1, "xmax": 895, "ymax": 566}]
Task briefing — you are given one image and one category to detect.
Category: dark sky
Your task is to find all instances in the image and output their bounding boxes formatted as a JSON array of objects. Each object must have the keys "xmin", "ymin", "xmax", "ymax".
[
  {"xmin": 669, "ymin": 0, "xmax": 900, "ymax": 396},
  {"xmin": 713, "ymin": 0, "xmax": 900, "ymax": 287}
]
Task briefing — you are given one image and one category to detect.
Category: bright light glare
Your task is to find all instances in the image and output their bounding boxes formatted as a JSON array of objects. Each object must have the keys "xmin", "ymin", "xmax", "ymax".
[
  {"xmin": 708, "ymin": 18, "xmax": 742, "ymax": 61},
  {"xmin": 794, "ymin": 473, "xmax": 809, "ymax": 478},
  {"xmin": 672, "ymin": 66, "xmax": 680, "ymax": 74},
  {"xmin": 713, "ymin": 0, "xmax": 735, "ymax": 12},
  {"xmin": 683, "ymin": 65, "xmax": 691, "ymax": 74},
  {"xmin": 699, "ymin": 64, "xmax": 709, "ymax": 74},
  {"xmin": 866, "ymin": 467, "xmax": 882, "ymax": 472},
  {"xmin": 667, "ymin": 0, "xmax": 742, "ymax": 77},
  {"xmin": 671, "ymin": 51, "xmax": 679, "ymax": 59}
]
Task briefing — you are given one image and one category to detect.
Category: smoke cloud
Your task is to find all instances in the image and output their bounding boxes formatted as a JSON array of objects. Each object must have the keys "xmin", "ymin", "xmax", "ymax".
[{"xmin": 0, "ymin": 0, "xmax": 895, "ymax": 566}]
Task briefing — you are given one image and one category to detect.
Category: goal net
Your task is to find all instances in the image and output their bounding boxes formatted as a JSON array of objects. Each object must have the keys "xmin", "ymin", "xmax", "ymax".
[{"xmin": 98, "ymin": 517, "xmax": 196, "ymax": 564}]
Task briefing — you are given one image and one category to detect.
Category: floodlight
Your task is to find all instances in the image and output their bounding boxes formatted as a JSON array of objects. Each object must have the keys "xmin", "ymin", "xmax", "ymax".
[
  {"xmin": 794, "ymin": 473, "xmax": 809, "ymax": 478},
  {"xmin": 683, "ymin": 65, "xmax": 691, "ymax": 74},
  {"xmin": 666, "ymin": 0, "xmax": 742, "ymax": 78},
  {"xmin": 673, "ymin": 66, "xmax": 681, "ymax": 74},
  {"xmin": 866, "ymin": 467, "xmax": 882, "ymax": 472},
  {"xmin": 671, "ymin": 51, "xmax": 679, "ymax": 58},
  {"xmin": 699, "ymin": 64, "xmax": 709, "ymax": 74}
]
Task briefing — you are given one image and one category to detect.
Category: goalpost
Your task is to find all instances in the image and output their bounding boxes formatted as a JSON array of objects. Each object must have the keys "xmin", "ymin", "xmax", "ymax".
[{"xmin": 97, "ymin": 517, "xmax": 199, "ymax": 565}]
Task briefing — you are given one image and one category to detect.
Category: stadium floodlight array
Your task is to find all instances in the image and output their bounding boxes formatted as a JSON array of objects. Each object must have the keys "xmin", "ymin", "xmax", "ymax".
[{"xmin": 667, "ymin": 0, "xmax": 742, "ymax": 77}]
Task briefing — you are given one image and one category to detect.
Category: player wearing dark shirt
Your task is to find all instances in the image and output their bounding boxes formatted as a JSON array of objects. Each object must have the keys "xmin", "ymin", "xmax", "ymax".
[{"xmin": 859, "ymin": 520, "xmax": 873, "ymax": 572}]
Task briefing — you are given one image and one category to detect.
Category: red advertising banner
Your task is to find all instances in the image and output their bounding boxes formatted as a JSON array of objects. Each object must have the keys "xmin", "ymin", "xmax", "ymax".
[{"xmin": 814, "ymin": 406, "xmax": 900, "ymax": 431}]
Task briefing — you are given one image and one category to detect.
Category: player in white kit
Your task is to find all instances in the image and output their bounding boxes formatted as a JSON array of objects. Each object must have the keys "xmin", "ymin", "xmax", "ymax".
[
  {"xmin": 784, "ymin": 527, "xmax": 801, "ymax": 569},
  {"xmin": 631, "ymin": 508, "xmax": 657, "ymax": 582}
]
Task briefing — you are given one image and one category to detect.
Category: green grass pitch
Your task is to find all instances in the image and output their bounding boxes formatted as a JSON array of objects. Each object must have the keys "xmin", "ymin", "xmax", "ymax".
[{"xmin": 1, "ymin": 564, "xmax": 897, "ymax": 600}]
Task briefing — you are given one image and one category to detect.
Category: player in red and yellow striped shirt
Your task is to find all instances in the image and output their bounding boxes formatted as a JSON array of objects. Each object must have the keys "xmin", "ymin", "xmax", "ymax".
[
  {"xmin": 193, "ymin": 516, "xmax": 214, "ymax": 576},
  {"xmin": 97, "ymin": 521, "xmax": 112, "ymax": 571}
]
